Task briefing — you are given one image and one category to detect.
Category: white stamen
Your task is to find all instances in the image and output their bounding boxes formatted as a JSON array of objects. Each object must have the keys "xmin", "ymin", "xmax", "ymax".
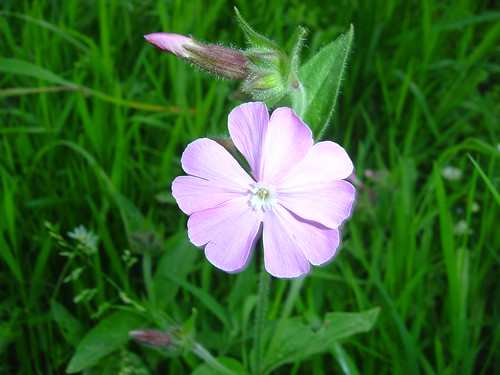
[{"xmin": 249, "ymin": 182, "xmax": 277, "ymax": 211}]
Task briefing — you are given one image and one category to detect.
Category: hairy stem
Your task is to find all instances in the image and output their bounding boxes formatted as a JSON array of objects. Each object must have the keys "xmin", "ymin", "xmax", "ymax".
[{"xmin": 253, "ymin": 256, "xmax": 271, "ymax": 375}]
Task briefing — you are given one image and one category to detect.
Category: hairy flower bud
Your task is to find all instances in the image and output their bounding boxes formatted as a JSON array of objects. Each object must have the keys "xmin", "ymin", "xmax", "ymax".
[
  {"xmin": 144, "ymin": 8, "xmax": 307, "ymax": 106},
  {"xmin": 144, "ymin": 33, "xmax": 250, "ymax": 80},
  {"xmin": 129, "ymin": 329, "xmax": 172, "ymax": 348},
  {"xmin": 240, "ymin": 69, "xmax": 285, "ymax": 101}
]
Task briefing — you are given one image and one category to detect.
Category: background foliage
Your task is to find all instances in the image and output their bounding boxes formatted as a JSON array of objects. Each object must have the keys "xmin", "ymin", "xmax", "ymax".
[{"xmin": 1, "ymin": 0, "xmax": 499, "ymax": 374}]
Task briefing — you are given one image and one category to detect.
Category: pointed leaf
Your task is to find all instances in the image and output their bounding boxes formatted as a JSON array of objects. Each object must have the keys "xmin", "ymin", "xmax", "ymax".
[
  {"xmin": 153, "ymin": 230, "xmax": 199, "ymax": 309},
  {"xmin": 51, "ymin": 301, "xmax": 86, "ymax": 347},
  {"xmin": 234, "ymin": 7, "xmax": 282, "ymax": 54},
  {"xmin": 285, "ymin": 26, "xmax": 308, "ymax": 75},
  {"xmin": 263, "ymin": 307, "xmax": 379, "ymax": 374},
  {"xmin": 331, "ymin": 342, "xmax": 362, "ymax": 375},
  {"xmin": 293, "ymin": 25, "xmax": 354, "ymax": 139},
  {"xmin": 66, "ymin": 311, "xmax": 146, "ymax": 373},
  {"xmin": 166, "ymin": 273, "xmax": 232, "ymax": 330},
  {"xmin": 191, "ymin": 357, "xmax": 249, "ymax": 375},
  {"xmin": 0, "ymin": 57, "xmax": 73, "ymax": 86}
]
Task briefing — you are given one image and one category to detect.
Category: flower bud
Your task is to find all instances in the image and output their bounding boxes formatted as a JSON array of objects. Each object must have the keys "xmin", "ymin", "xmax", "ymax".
[
  {"xmin": 129, "ymin": 329, "xmax": 172, "ymax": 348},
  {"xmin": 144, "ymin": 33, "xmax": 251, "ymax": 80},
  {"xmin": 240, "ymin": 69, "xmax": 286, "ymax": 101}
]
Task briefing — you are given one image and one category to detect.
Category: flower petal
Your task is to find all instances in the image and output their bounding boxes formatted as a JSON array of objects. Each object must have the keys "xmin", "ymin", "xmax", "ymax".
[
  {"xmin": 228, "ymin": 102, "xmax": 269, "ymax": 180},
  {"xmin": 144, "ymin": 32, "xmax": 192, "ymax": 58},
  {"xmin": 276, "ymin": 141, "xmax": 354, "ymax": 187},
  {"xmin": 172, "ymin": 176, "xmax": 247, "ymax": 215},
  {"xmin": 263, "ymin": 206, "xmax": 341, "ymax": 276},
  {"xmin": 262, "ymin": 207, "xmax": 311, "ymax": 278},
  {"xmin": 290, "ymin": 217, "xmax": 341, "ymax": 266},
  {"xmin": 278, "ymin": 180, "xmax": 355, "ymax": 229},
  {"xmin": 188, "ymin": 197, "xmax": 263, "ymax": 273},
  {"xmin": 181, "ymin": 138, "xmax": 254, "ymax": 188},
  {"xmin": 261, "ymin": 107, "xmax": 313, "ymax": 183}
]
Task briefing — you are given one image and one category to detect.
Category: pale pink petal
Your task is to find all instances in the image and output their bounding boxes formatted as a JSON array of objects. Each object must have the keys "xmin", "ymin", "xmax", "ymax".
[
  {"xmin": 172, "ymin": 176, "xmax": 247, "ymax": 215},
  {"xmin": 261, "ymin": 107, "xmax": 313, "ymax": 184},
  {"xmin": 181, "ymin": 138, "xmax": 254, "ymax": 188},
  {"xmin": 264, "ymin": 206, "xmax": 341, "ymax": 272},
  {"xmin": 228, "ymin": 102, "xmax": 269, "ymax": 180},
  {"xmin": 276, "ymin": 141, "xmax": 354, "ymax": 188},
  {"xmin": 262, "ymin": 207, "xmax": 311, "ymax": 278},
  {"xmin": 144, "ymin": 33, "xmax": 192, "ymax": 58},
  {"xmin": 277, "ymin": 180, "xmax": 355, "ymax": 229},
  {"xmin": 188, "ymin": 197, "xmax": 263, "ymax": 272},
  {"xmin": 289, "ymin": 215, "xmax": 341, "ymax": 266}
]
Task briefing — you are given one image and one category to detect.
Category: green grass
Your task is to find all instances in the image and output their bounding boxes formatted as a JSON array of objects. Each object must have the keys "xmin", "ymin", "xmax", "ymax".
[{"xmin": 1, "ymin": 0, "xmax": 499, "ymax": 374}]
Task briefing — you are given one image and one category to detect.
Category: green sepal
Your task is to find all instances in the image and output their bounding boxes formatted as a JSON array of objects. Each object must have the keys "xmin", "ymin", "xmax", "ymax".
[{"xmin": 240, "ymin": 69, "xmax": 287, "ymax": 103}]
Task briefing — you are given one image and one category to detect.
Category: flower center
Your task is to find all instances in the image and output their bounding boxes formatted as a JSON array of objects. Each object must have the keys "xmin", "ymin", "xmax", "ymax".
[{"xmin": 249, "ymin": 182, "xmax": 277, "ymax": 211}]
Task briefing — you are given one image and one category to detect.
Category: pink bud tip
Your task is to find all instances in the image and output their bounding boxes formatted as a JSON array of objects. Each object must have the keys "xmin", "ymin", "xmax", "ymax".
[
  {"xmin": 144, "ymin": 32, "xmax": 192, "ymax": 58},
  {"xmin": 129, "ymin": 329, "xmax": 172, "ymax": 348}
]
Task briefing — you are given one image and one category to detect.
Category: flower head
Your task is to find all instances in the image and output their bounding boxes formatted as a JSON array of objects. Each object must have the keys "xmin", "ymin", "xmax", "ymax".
[
  {"xmin": 67, "ymin": 225, "xmax": 99, "ymax": 255},
  {"xmin": 172, "ymin": 102, "xmax": 355, "ymax": 278}
]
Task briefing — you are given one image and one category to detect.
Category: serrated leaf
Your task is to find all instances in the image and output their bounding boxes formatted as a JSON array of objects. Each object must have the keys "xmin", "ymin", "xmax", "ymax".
[
  {"xmin": 191, "ymin": 356, "xmax": 249, "ymax": 375},
  {"xmin": 66, "ymin": 311, "xmax": 146, "ymax": 373},
  {"xmin": 293, "ymin": 25, "xmax": 354, "ymax": 139},
  {"xmin": 263, "ymin": 307, "xmax": 379, "ymax": 374}
]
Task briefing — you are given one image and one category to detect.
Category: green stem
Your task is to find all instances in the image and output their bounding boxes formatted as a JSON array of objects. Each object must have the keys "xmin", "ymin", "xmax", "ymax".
[
  {"xmin": 253, "ymin": 257, "xmax": 271, "ymax": 375},
  {"xmin": 192, "ymin": 343, "xmax": 238, "ymax": 375},
  {"xmin": 263, "ymin": 277, "xmax": 304, "ymax": 370},
  {"xmin": 142, "ymin": 252, "xmax": 156, "ymax": 306}
]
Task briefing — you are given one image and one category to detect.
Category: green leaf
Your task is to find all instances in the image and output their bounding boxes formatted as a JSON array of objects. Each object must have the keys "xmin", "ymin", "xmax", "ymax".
[
  {"xmin": 0, "ymin": 57, "xmax": 74, "ymax": 86},
  {"xmin": 285, "ymin": 26, "xmax": 308, "ymax": 75},
  {"xmin": 234, "ymin": 7, "xmax": 282, "ymax": 54},
  {"xmin": 153, "ymin": 231, "xmax": 199, "ymax": 309},
  {"xmin": 66, "ymin": 311, "xmax": 146, "ymax": 373},
  {"xmin": 191, "ymin": 357, "xmax": 249, "ymax": 375},
  {"xmin": 51, "ymin": 301, "xmax": 86, "ymax": 347},
  {"xmin": 468, "ymin": 155, "xmax": 500, "ymax": 206},
  {"xmin": 293, "ymin": 24, "xmax": 354, "ymax": 140},
  {"xmin": 166, "ymin": 273, "xmax": 233, "ymax": 331},
  {"xmin": 263, "ymin": 307, "xmax": 379, "ymax": 374},
  {"xmin": 0, "ymin": 58, "xmax": 182, "ymax": 113},
  {"xmin": 331, "ymin": 342, "xmax": 362, "ymax": 375}
]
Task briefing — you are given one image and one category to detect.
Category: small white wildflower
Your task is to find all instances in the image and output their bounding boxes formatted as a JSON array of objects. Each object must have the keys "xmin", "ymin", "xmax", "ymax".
[
  {"xmin": 67, "ymin": 225, "xmax": 99, "ymax": 254},
  {"xmin": 441, "ymin": 166, "xmax": 463, "ymax": 181},
  {"xmin": 454, "ymin": 220, "xmax": 472, "ymax": 235}
]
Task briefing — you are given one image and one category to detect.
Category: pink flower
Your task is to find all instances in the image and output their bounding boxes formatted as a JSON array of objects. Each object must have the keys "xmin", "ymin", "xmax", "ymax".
[{"xmin": 172, "ymin": 102, "xmax": 355, "ymax": 278}]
